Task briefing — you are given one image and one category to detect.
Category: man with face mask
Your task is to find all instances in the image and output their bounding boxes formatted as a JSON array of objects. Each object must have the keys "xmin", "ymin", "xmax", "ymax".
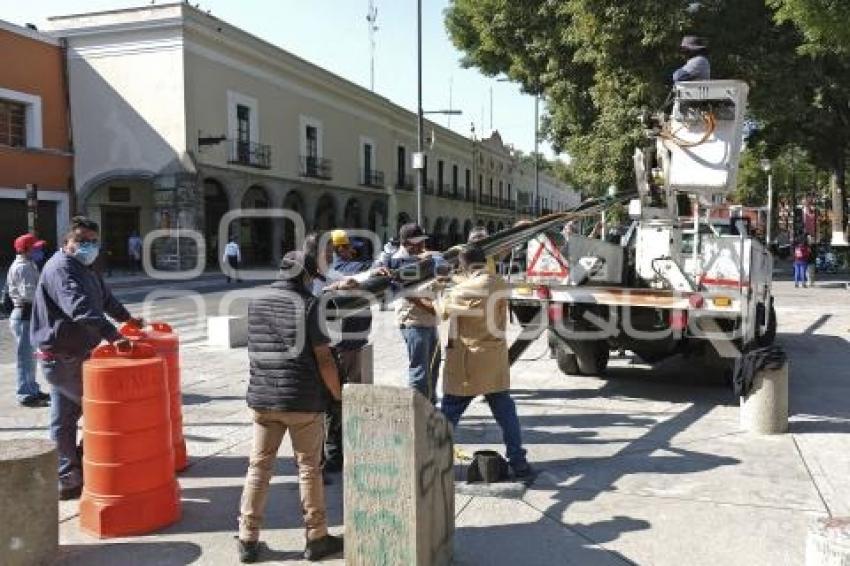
[
  {"xmin": 6, "ymin": 233, "xmax": 51, "ymax": 407},
  {"xmin": 30, "ymin": 216, "xmax": 143, "ymax": 501}
]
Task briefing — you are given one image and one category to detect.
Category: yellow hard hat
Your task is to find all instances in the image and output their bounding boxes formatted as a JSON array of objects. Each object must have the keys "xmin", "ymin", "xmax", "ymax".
[{"xmin": 331, "ymin": 229, "xmax": 350, "ymax": 246}]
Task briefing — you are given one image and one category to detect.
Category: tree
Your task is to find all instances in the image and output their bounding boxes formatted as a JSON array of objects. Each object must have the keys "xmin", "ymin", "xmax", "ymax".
[
  {"xmin": 762, "ymin": 0, "xmax": 850, "ymax": 242},
  {"xmin": 445, "ymin": 0, "xmax": 850, "ymax": 242},
  {"xmin": 768, "ymin": 0, "xmax": 850, "ymax": 55}
]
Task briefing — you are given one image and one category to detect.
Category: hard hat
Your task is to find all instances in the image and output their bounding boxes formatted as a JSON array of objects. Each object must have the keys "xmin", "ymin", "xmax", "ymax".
[{"xmin": 331, "ymin": 229, "xmax": 350, "ymax": 246}]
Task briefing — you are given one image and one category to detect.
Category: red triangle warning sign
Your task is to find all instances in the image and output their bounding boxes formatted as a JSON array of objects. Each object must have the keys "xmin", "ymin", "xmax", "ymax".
[{"xmin": 527, "ymin": 234, "xmax": 568, "ymax": 278}]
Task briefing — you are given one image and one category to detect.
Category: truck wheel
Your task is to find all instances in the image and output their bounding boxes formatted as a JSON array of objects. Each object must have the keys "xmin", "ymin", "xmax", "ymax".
[
  {"xmin": 556, "ymin": 346, "xmax": 580, "ymax": 375},
  {"xmin": 756, "ymin": 303, "xmax": 777, "ymax": 347},
  {"xmin": 571, "ymin": 340, "xmax": 610, "ymax": 376}
]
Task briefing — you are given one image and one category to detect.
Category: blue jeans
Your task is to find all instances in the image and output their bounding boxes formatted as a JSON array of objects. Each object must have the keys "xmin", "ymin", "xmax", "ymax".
[
  {"xmin": 42, "ymin": 355, "xmax": 85, "ymax": 490},
  {"xmin": 794, "ymin": 261, "xmax": 807, "ymax": 285},
  {"xmin": 10, "ymin": 310, "xmax": 42, "ymax": 403},
  {"xmin": 400, "ymin": 326, "xmax": 440, "ymax": 404},
  {"xmin": 441, "ymin": 391, "xmax": 528, "ymax": 470}
]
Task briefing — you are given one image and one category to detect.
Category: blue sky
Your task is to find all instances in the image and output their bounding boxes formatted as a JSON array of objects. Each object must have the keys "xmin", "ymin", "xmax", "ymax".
[{"xmin": 5, "ymin": 0, "xmax": 557, "ymax": 159}]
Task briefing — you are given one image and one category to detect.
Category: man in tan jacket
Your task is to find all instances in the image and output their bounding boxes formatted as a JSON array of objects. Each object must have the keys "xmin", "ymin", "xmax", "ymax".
[{"xmin": 438, "ymin": 245, "xmax": 533, "ymax": 481}]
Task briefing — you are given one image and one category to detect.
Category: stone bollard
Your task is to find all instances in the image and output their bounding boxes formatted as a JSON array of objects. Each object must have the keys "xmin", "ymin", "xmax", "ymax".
[
  {"xmin": 343, "ymin": 385, "xmax": 454, "ymax": 566},
  {"xmin": 207, "ymin": 315, "xmax": 248, "ymax": 348},
  {"xmin": 0, "ymin": 439, "xmax": 58, "ymax": 566},
  {"xmin": 806, "ymin": 517, "xmax": 850, "ymax": 565},
  {"xmin": 740, "ymin": 360, "xmax": 789, "ymax": 434}
]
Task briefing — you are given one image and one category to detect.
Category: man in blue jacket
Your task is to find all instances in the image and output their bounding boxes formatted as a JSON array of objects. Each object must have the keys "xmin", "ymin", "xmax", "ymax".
[{"xmin": 30, "ymin": 216, "xmax": 142, "ymax": 500}]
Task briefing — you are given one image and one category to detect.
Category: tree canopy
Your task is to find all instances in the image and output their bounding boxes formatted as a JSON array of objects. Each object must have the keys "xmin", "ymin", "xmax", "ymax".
[{"xmin": 444, "ymin": 0, "xmax": 850, "ymax": 204}]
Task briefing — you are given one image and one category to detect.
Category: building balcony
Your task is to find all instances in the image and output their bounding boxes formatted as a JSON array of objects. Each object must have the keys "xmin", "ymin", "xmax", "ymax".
[
  {"xmin": 360, "ymin": 169, "xmax": 385, "ymax": 188},
  {"xmin": 299, "ymin": 155, "xmax": 333, "ymax": 180},
  {"xmin": 395, "ymin": 174, "xmax": 414, "ymax": 191},
  {"xmin": 228, "ymin": 140, "xmax": 271, "ymax": 169}
]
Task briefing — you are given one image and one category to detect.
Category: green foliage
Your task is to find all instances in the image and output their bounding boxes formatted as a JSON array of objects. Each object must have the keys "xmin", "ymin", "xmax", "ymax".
[{"xmin": 767, "ymin": 0, "xmax": 850, "ymax": 54}]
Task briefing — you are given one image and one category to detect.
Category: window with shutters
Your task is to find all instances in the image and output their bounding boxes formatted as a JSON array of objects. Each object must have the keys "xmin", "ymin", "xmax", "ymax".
[{"xmin": 0, "ymin": 100, "xmax": 26, "ymax": 147}]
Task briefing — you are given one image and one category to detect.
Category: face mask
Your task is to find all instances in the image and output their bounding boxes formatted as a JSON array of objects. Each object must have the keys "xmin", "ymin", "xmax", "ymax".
[
  {"xmin": 72, "ymin": 242, "xmax": 100, "ymax": 266},
  {"xmin": 30, "ymin": 249, "xmax": 45, "ymax": 263}
]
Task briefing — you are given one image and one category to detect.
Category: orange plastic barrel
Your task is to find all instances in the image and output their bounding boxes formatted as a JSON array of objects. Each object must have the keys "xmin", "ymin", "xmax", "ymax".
[
  {"xmin": 120, "ymin": 322, "xmax": 187, "ymax": 471},
  {"xmin": 79, "ymin": 343, "xmax": 181, "ymax": 537}
]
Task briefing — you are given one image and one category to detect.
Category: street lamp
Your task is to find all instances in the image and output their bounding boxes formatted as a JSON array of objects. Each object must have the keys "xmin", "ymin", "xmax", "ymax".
[
  {"xmin": 414, "ymin": 0, "xmax": 463, "ymax": 225},
  {"xmin": 760, "ymin": 158, "xmax": 773, "ymax": 245}
]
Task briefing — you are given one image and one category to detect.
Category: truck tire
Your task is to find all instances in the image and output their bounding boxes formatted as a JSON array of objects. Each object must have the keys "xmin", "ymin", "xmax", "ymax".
[
  {"xmin": 756, "ymin": 303, "xmax": 777, "ymax": 347},
  {"xmin": 556, "ymin": 346, "xmax": 580, "ymax": 375},
  {"xmin": 570, "ymin": 340, "xmax": 610, "ymax": 376}
]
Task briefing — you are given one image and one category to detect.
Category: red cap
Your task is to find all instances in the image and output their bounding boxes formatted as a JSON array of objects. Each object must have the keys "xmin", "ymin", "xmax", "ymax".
[{"xmin": 13, "ymin": 234, "xmax": 37, "ymax": 253}]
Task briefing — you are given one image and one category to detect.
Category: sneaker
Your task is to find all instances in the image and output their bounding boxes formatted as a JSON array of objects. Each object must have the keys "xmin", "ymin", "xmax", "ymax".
[
  {"xmin": 20, "ymin": 397, "xmax": 49, "ymax": 408},
  {"xmin": 237, "ymin": 539, "xmax": 260, "ymax": 563},
  {"xmin": 511, "ymin": 463, "xmax": 538, "ymax": 485},
  {"xmin": 37, "ymin": 392, "xmax": 51, "ymax": 402},
  {"xmin": 59, "ymin": 485, "xmax": 82, "ymax": 501},
  {"xmin": 304, "ymin": 535, "xmax": 344, "ymax": 561}
]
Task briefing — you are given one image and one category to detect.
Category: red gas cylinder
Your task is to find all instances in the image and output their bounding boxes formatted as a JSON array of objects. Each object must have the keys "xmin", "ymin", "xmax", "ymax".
[
  {"xmin": 80, "ymin": 343, "xmax": 181, "ymax": 537},
  {"xmin": 120, "ymin": 322, "xmax": 187, "ymax": 471}
]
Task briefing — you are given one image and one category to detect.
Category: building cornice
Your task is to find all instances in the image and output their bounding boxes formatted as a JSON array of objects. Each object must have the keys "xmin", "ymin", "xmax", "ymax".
[{"xmin": 0, "ymin": 18, "xmax": 60, "ymax": 46}]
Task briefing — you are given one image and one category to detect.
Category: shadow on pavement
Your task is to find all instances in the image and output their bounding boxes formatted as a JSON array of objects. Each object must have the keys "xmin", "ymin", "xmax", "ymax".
[
  {"xmin": 56, "ymin": 541, "xmax": 202, "ymax": 565},
  {"xmin": 781, "ymin": 331, "xmax": 850, "ymax": 433}
]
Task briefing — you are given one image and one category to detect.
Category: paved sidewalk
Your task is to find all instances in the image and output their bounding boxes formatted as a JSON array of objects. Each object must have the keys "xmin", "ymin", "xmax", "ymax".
[{"xmin": 0, "ymin": 280, "xmax": 848, "ymax": 564}]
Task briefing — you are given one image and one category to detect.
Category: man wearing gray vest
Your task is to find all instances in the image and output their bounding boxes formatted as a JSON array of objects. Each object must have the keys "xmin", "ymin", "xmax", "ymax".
[{"xmin": 237, "ymin": 251, "xmax": 344, "ymax": 563}]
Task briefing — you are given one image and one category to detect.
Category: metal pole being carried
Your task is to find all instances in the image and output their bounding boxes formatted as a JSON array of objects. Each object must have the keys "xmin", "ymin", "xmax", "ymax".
[
  {"xmin": 416, "ymin": 0, "xmax": 424, "ymax": 226},
  {"xmin": 766, "ymin": 173, "xmax": 773, "ymax": 246},
  {"xmin": 534, "ymin": 95, "xmax": 540, "ymax": 217}
]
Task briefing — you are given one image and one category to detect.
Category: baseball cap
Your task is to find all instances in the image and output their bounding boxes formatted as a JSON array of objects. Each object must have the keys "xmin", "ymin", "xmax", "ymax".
[
  {"xmin": 681, "ymin": 36, "xmax": 707, "ymax": 51},
  {"xmin": 331, "ymin": 229, "xmax": 350, "ymax": 247},
  {"xmin": 13, "ymin": 234, "xmax": 38, "ymax": 253},
  {"xmin": 399, "ymin": 223, "xmax": 429, "ymax": 245},
  {"xmin": 278, "ymin": 250, "xmax": 325, "ymax": 281}
]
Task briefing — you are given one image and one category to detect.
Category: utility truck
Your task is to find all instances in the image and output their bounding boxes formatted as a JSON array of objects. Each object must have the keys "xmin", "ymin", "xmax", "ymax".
[{"xmin": 508, "ymin": 80, "xmax": 776, "ymax": 376}]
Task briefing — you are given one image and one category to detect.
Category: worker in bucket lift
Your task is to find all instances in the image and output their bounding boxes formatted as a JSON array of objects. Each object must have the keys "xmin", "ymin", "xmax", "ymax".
[{"xmin": 673, "ymin": 36, "xmax": 710, "ymax": 82}]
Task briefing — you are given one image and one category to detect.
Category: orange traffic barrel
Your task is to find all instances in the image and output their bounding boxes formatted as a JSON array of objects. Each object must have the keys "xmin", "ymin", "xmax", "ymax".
[
  {"xmin": 120, "ymin": 322, "xmax": 188, "ymax": 471},
  {"xmin": 80, "ymin": 343, "xmax": 181, "ymax": 538}
]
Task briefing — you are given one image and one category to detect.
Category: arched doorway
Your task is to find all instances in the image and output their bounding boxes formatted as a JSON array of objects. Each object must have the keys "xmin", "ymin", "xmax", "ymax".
[
  {"xmin": 343, "ymin": 198, "xmax": 362, "ymax": 229},
  {"xmin": 497, "ymin": 222, "xmax": 505, "ymax": 232},
  {"xmin": 487, "ymin": 220, "xmax": 496, "ymax": 234},
  {"xmin": 432, "ymin": 217, "xmax": 445, "ymax": 250},
  {"xmin": 314, "ymin": 193, "xmax": 337, "ymax": 231},
  {"xmin": 204, "ymin": 179, "xmax": 229, "ymax": 264},
  {"xmin": 463, "ymin": 219, "xmax": 473, "ymax": 243},
  {"xmin": 448, "ymin": 219, "xmax": 460, "ymax": 247},
  {"xmin": 369, "ymin": 199, "xmax": 387, "ymax": 243},
  {"xmin": 397, "ymin": 212, "xmax": 410, "ymax": 234},
  {"xmin": 282, "ymin": 190, "xmax": 304, "ymax": 254},
  {"xmin": 240, "ymin": 185, "xmax": 272, "ymax": 266}
]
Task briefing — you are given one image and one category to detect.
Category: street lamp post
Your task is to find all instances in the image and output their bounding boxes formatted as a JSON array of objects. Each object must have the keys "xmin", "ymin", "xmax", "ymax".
[
  {"xmin": 534, "ymin": 94, "xmax": 539, "ymax": 217},
  {"xmin": 416, "ymin": 0, "xmax": 423, "ymax": 227},
  {"xmin": 413, "ymin": 0, "xmax": 461, "ymax": 226},
  {"xmin": 760, "ymin": 159, "xmax": 773, "ymax": 245}
]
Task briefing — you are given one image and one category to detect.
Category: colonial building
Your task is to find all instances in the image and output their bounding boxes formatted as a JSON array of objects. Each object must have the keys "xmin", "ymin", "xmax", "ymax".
[
  {"xmin": 0, "ymin": 19, "xmax": 73, "ymax": 265},
  {"xmin": 46, "ymin": 3, "xmax": 578, "ymax": 269}
]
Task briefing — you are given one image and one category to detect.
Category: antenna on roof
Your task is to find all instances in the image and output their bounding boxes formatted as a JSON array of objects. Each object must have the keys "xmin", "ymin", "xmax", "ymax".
[{"xmin": 366, "ymin": 0, "xmax": 379, "ymax": 91}]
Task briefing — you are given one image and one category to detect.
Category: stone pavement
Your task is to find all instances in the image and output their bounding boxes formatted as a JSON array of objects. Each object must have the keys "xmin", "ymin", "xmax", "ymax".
[{"xmin": 0, "ymin": 280, "xmax": 848, "ymax": 564}]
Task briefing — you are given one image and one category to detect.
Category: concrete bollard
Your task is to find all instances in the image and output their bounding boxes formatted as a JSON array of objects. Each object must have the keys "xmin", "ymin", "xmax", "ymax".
[
  {"xmin": 740, "ymin": 361, "xmax": 789, "ymax": 434},
  {"xmin": 806, "ymin": 517, "xmax": 850, "ymax": 565},
  {"xmin": 0, "ymin": 439, "xmax": 58, "ymax": 566},
  {"xmin": 343, "ymin": 385, "xmax": 454, "ymax": 566},
  {"xmin": 207, "ymin": 315, "xmax": 248, "ymax": 348}
]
